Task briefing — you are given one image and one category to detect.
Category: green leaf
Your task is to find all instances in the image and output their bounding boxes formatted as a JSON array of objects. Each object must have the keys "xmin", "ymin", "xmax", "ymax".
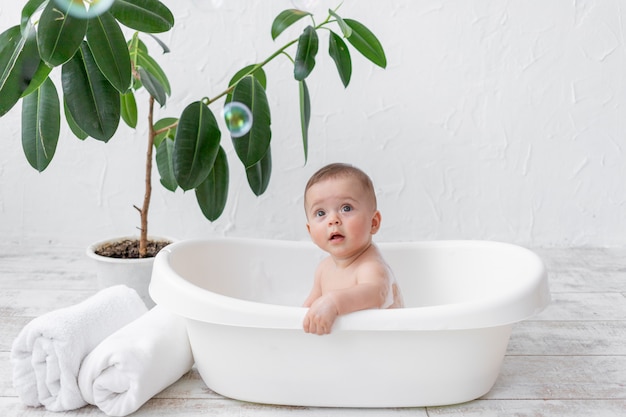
[
  {"xmin": 0, "ymin": 25, "xmax": 42, "ymax": 116},
  {"xmin": 120, "ymin": 91, "xmax": 137, "ymax": 128},
  {"xmin": 128, "ymin": 33, "xmax": 148, "ymax": 57},
  {"xmin": 328, "ymin": 30, "xmax": 352, "ymax": 88},
  {"xmin": 230, "ymin": 76, "xmax": 272, "ymax": 168},
  {"xmin": 22, "ymin": 77, "xmax": 59, "ymax": 172},
  {"xmin": 245, "ymin": 147, "xmax": 272, "ymax": 196},
  {"xmin": 62, "ymin": 42, "xmax": 120, "ymax": 142},
  {"xmin": 225, "ymin": 64, "xmax": 266, "ymax": 104},
  {"xmin": 20, "ymin": 62, "xmax": 52, "ymax": 98},
  {"xmin": 344, "ymin": 18, "xmax": 386, "ymax": 68},
  {"xmin": 146, "ymin": 33, "xmax": 170, "ymax": 53},
  {"xmin": 16, "ymin": 5, "xmax": 48, "ymax": 98},
  {"xmin": 20, "ymin": 0, "xmax": 48, "ymax": 34},
  {"xmin": 156, "ymin": 136, "xmax": 177, "ymax": 192},
  {"xmin": 173, "ymin": 101, "xmax": 221, "ymax": 191},
  {"xmin": 298, "ymin": 80, "xmax": 310, "ymax": 163},
  {"xmin": 37, "ymin": 1, "xmax": 88, "ymax": 67},
  {"xmin": 271, "ymin": 9, "xmax": 311, "ymax": 40},
  {"xmin": 294, "ymin": 26, "xmax": 318, "ymax": 81},
  {"xmin": 86, "ymin": 12, "xmax": 132, "ymax": 93},
  {"xmin": 128, "ymin": 33, "xmax": 140, "ymax": 63},
  {"xmin": 0, "ymin": 27, "xmax": 24, "ymax": 116},
  {"xmin": 328, "ymin": 9, "xmax": 352, "ymax": 38},
  {"xmin": 153, "ymin": 117, "xmax": 177, "ymax": 148},
  {"xmin": 64, "ymin": 99, "xmax": 88, "ymax": 140},
  {"xmin": 135, "ymin": 48, "xmax": 171, "ymax": 95},
  {"xmin": 195, "ymin": 146, "xmax": 229, "ymax": 221},
  {"xmin": 138, "ymin": 67, "xmax": 166, "ymax": 106},
  {"xmin": 109, "ymin": 0, "xmax": 175, "ymax": 33}
]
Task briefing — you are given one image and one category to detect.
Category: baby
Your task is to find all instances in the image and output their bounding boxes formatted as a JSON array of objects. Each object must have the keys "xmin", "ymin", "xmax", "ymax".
[{"xmin": 302, "ymin": 163, "xmax": 404, "ymax": 335}]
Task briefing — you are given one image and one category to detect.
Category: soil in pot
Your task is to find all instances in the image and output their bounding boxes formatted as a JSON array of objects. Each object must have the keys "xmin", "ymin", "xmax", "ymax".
[{"xmin": 95, "ymin": 239, "xmax": 171, "ymax": 259}]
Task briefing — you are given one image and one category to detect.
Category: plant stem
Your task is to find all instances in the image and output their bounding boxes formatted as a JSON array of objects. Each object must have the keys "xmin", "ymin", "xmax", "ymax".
[
  {"xmin": 153, "ymin": 120, "xmax": 179, "ymax": 136},
  {"xmin": 207, "ymin": 16, "xmax": 334, "ymax": 103},
  {"xmin": 154, "ymin": 28, "xmax": 325, "ymax": 136},
  {"xmin": 139, "ymin": 96, "xmax": 156, "ymax": 258},
  {"xmin": 146, "ymin": 17, "xmax": 337, "ymax": 230},
  {"xmin": 206, "ymin": 39, "xmax": 299, "ymax": 105}
]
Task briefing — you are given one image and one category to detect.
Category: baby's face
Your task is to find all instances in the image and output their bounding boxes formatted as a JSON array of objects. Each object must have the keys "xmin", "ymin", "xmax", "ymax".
[{"xmin": 305, "ymin": 176, "xmax": 380, "ymax": 259}]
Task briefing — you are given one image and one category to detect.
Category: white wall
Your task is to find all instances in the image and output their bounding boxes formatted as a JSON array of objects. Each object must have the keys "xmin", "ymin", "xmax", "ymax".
[{"xmin": 1, "ymin": 0, "xmax": 625, "ymax": 247}]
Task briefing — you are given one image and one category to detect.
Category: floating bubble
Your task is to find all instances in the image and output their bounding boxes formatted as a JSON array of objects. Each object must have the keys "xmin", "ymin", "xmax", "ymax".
[
  {"xmin": 223, "ymin": 102, "xmax": 253, "ymax": 138},
  {"xmin": 52, "ymin": 0, "xmax": 115, "ymax": 19}
]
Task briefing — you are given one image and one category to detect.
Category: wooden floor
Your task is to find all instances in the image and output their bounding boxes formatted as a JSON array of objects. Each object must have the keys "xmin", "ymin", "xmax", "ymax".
[{"xmin": 1, "ymin": 243, "xmax": 625, "ymax": 416}]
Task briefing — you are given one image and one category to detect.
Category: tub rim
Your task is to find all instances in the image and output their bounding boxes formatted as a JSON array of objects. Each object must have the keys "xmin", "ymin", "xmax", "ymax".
[{"xmin": 149, "ymin": 237, "xmax": 550, "ymax": 331}]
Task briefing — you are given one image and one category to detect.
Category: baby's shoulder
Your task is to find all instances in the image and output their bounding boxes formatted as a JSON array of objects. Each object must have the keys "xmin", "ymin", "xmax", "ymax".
[
  {"xmin": 355, "ymin": 256, "xmax": 391, "ymax": 281},
  {"xmin": 360, "ymin": 245, "xmax": 389, "ymax": 267}
]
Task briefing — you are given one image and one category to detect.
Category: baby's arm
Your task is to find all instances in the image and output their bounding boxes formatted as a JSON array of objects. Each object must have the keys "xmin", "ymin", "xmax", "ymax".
[
  {"xmin": 326, "ymin": 262, "xmax": 390, "ymax": 315},
  {"xmin": 303, "ymin": 262, "xmax": 390, "ymax": 335},
  {"xmin": 326, "ymin": 279, "xmax": 388, "ymax": 315},
  {"xmin": 302, "ymin": 268, "xmax": 323, "ymax": 308},
  {"xmin": 302, "ymin": 295, "xmax": 339, "ymax": 335},
  {"xmin": 303, "ymin": 264, "xmax": 338, "ymax": 334}
]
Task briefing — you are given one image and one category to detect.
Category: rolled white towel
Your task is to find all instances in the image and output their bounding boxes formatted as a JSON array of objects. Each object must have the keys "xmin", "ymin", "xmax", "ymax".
[
  {"xmin": 78, "ymin": 306, "xmax": 194, "ymax": 416},
  {"xmin": 10, "ymin": 285, "xmax": 147, "ymax": 412}
]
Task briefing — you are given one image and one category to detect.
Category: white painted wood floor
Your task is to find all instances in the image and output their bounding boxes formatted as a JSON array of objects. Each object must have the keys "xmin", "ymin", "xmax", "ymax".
[{"xmin": 1, "ymin": 243, "xmax": 625, "ymax": 416}]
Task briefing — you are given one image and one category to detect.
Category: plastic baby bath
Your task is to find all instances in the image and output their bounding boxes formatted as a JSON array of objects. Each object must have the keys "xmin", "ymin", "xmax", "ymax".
[{"xmin": 149, "ymin": 237, "xmax": 550, "ymax": 407}]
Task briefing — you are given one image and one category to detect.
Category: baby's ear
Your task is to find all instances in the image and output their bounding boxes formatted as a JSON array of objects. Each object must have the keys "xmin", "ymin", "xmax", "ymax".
[{"xmin": 370, "ymin": 211, "xmax": 382, "ymax": 234}]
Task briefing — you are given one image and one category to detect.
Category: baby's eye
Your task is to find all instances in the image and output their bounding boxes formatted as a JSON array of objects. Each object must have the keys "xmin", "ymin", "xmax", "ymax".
[
  {"xmin": 315, "ymin": 210, "xmax": 326, "ymax": 217},
  {"xmin": 340, "ymin": 205, "xmax": 352, "ymax": 213}
]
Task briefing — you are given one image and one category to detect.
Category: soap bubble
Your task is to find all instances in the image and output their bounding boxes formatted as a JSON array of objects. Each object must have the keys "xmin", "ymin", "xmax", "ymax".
[
  {"xmin": 223, "ymin": 102, "xmax": 253, "ymax": 138},
  {"xmin": 52, "ymin": 0, "xmax": 115, "ymax": 19}
]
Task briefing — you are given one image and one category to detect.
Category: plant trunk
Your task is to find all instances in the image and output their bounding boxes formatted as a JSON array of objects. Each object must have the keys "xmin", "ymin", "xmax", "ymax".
[{"xmin": 139, "ymin": 96, "xmax": 155, "ymax": 257}]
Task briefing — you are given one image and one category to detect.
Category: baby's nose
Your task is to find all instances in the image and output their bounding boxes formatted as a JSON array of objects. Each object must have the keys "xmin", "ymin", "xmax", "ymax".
[{"xmin": 328, "ymin": 213, "xmax": 341, "ymax": 225}]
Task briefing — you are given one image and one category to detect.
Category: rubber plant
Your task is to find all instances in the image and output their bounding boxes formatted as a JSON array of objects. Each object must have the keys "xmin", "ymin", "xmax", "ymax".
[{"xmin": 0, "ymin": 0, "xmax": 387, "ymax": 257}]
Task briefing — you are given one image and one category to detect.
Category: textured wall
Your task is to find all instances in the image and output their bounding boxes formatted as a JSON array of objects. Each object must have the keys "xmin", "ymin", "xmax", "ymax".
[{"xmin": 1, "ymin": 0, "xmax": 625, "ymax": 247}]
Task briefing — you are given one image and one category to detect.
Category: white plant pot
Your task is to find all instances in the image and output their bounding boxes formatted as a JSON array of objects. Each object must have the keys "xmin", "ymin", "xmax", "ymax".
[{"xmin": 86, "ymin": 236, "xmax": 173, "ymax": 308}]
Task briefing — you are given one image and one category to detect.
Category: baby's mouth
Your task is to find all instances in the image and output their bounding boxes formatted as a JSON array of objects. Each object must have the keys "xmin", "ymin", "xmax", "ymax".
[{"xmin": 329, "ymin": 232, "xmax": 344, "ymax": 241}]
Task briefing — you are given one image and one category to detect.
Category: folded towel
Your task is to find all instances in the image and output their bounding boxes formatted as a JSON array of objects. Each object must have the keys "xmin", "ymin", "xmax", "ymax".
[
  {"xmin": 78, "ymin": 306, "xmax": 194, "ymax": 416},
  {"xmin": 10, "ymin": 285, "xmax": 147, "ymax": 412}
]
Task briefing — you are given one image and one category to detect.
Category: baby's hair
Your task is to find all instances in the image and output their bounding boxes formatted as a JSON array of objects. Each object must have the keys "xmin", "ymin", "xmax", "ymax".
[{"xmin": 304, "ymin": 163, "xmax": 377, "ymax": 209}]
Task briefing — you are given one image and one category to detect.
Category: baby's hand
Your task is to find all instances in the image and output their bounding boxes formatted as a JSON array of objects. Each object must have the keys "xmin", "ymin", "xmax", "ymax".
[{"xmin": 303, "ymin": 295, "xmax": 339, "ymax": 335}]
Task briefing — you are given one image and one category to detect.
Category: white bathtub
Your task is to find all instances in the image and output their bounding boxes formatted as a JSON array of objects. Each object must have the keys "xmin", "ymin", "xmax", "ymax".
[{"xmin": 149, "ymin": 238, "xmax": 550, "ymax": 407}]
